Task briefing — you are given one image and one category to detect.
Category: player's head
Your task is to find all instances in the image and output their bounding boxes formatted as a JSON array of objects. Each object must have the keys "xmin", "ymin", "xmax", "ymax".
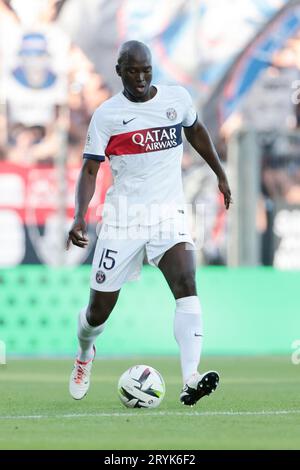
[{"xmin": 116, "ymin": 40, "xmax": 152, "ymax": 101}]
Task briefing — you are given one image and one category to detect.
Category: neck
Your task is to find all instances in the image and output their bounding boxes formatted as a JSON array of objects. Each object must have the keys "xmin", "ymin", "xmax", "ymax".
[{"xmin": 123, "ymin": 85, "xmax": 156, "ymax": 102}]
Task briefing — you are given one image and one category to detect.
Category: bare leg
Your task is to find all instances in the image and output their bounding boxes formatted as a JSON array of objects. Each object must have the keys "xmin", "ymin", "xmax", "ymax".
[
  {"xmin": 87, "ymin": 288, "xmax": 120, "ymax": 326},
  {"xmin": 158, "ymin": 242, "xmax": 197, "ymax": 299}
]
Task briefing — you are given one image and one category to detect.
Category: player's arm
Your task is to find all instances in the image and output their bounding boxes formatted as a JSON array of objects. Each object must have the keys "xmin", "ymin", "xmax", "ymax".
[
  {"xmin": 184, "ymin": 120, "xmax": 232, "ymax": 209},
  {"xmin": 66, "ymin": 159, "xmax": 100, "ymax": 249}
]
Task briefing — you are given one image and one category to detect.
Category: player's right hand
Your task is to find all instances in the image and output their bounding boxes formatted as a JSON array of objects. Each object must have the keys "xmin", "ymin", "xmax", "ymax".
[
  {"xmin": 66, "ymin": 217, "xmax": 89, "ymax": 250},
  {"xmin": 218, "ymin": 176, "xmax": 232, "ymax": 210}
]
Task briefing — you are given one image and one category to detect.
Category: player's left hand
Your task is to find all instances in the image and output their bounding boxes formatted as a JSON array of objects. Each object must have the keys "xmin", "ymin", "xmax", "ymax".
[{"xmin": 218, "ymin": 176, "xmax": 232, "ymax": 210}]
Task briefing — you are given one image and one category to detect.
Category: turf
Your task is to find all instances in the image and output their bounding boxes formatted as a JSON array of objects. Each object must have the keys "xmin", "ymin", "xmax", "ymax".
[{"xmin": 0, "ymin": 356, "xmax": 299, "ymax": 450}]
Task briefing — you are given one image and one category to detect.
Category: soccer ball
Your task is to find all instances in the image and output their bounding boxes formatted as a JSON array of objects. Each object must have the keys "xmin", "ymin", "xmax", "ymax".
[{"xmin": 118, "ymin": 364, "xmax": 165, "ymax": 409}]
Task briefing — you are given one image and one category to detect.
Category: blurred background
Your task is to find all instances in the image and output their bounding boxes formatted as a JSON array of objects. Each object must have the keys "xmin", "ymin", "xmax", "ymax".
[{"xmin": 0, "ymin": 0, "xmax": 299, "ymax": 359}]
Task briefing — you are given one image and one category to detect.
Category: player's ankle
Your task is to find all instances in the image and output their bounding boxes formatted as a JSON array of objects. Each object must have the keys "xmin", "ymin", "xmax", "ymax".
[{"xmin": 77, "ymin": 346, "xmax": 95, "ymax": 363}]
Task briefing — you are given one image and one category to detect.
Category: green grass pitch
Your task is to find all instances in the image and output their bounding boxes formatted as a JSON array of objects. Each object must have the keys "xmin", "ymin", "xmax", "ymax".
[{"xmin": 0, "ymin": 356, "xmax": 300, "ymax": 450}]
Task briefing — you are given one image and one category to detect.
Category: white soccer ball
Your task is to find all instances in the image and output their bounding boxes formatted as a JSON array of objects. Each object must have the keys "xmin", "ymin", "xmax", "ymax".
[{"xmin": 118, "ymin": 364, "xmax": 165, "ymax": 409}]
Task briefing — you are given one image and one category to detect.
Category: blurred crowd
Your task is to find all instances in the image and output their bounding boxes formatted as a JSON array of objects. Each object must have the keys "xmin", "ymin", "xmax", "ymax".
[
  {"xmin": 0, "ymin": 0, "xmax": 110, "ymax": 166},
  {"xmin": 261, "ymin": 132, "xmax": 300, "ymax": 206},
  {"xmin": 1, "ymin": 0, "xmax": 300, "ymax": 267},
  {"xmin": 260, "ymin": 38, "xmax": 300, "ymax": 206}
]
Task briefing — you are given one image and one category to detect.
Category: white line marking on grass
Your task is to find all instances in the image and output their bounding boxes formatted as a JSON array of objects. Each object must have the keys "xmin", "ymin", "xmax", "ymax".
[
  {"xmin": 1, "ymin": 410, "xmax": 300, "ymax": 420},
  {"xmin": 2, "ymin": 374, "xmax": 300, "ymax": 385}
]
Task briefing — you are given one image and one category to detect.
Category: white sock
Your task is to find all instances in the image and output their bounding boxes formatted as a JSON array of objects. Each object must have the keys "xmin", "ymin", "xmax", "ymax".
[
  {"xmin": 77, "ymin": 307, "xmax": 105, "ymax": 362},
  {"xmin": 174, "ymin": 296, "xmax": 203, "ymax": 384}
]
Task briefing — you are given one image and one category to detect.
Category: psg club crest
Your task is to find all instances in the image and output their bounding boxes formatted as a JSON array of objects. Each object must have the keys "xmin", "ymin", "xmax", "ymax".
[
  {"xmin": 166, "ymin": 108, "xmax": 177, "ymax": 120},
  {"xmin": 96, "ymin": 270, "xmax": 106, "ymax": 284}
]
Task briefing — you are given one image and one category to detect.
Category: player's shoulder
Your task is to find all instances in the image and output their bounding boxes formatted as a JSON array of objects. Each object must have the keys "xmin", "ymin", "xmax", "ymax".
[
  {"xmin": 91, "ymin": 93, "xmax": 123, "ymax": 126},
  {"xmin": 160, "ymin": 84, "xmax": 192, "ymax": 101},
  {"xmin": 93, "ymin": 93, "xmax": 123, "ymax": 116}
]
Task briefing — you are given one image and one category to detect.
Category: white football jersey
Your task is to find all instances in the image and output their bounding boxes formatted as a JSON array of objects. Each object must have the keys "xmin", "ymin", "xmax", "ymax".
[{"xmin": 83, "ymin": 85, "xmax": 197, "ymax": 226}]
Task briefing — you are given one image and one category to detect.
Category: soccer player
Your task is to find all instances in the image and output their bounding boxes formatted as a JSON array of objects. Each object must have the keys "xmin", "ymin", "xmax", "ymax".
[{"xmin": 67, "ymin": 41, "xmax": 232, "ymax": 406}]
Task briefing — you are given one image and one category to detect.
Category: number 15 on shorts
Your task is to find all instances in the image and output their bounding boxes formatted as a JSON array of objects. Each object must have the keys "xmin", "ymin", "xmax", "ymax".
[{"xmin": 98, "ymin": 248, "xmax": 118, "ymax": 270}]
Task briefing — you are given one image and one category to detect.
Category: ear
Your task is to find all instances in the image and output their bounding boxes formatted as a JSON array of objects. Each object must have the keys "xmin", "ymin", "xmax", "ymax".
[{"xmin": 116, "ymin": 64, "xmax": 121, "ymax": 77}]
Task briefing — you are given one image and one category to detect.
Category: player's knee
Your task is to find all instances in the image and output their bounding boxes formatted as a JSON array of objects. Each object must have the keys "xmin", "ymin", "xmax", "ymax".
[{"xmin": 172, "ymin": 271, "xmax": 197, "ymax": 298}]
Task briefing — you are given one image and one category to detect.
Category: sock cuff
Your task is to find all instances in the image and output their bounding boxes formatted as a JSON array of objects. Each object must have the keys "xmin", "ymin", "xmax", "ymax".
[
  {"xmin": 175, "ymin": 296, "xmax": 201, "ymax": 315},
  {"xmin": 78, "ymin": 307, "xmax": 105, "ymax": 334}
]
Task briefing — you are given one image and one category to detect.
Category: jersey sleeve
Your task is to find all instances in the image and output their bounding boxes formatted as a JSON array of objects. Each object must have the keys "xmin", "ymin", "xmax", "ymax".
[
  {"xmin": 83, "ymin": 107, "xmax": 111, "ymax": 162},
  {"xmin": 181, "ymin": 87, "xmax": 198, "ymax": 128}
]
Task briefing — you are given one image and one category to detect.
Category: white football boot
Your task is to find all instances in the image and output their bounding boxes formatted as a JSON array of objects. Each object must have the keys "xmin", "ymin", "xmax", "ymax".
[
  {"xmin": 180, "ymin": 371, "xmax": 219, "ymax": 406},
  {"xmin": 69, "ymin": 346, "xmax": 96, "ymax": 400}
]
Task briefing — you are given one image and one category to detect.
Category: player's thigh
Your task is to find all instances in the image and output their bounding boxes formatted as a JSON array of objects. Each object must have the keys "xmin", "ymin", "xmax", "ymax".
[{"xmin": 158, "ymin": 242, "xmax": 197, "ymax": 298}]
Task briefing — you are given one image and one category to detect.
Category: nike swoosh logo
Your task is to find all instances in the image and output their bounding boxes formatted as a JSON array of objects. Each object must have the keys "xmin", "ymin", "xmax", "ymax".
[
  {"xmin": 123, "ymin": 117, "xmax": 136, "ymax": 125},
  {"xmin": 194, "ymin": 333, "xmax": 203, "ymax": 337}
]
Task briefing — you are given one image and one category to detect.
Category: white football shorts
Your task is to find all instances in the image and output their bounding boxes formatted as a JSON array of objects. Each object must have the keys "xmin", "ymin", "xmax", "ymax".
[{"xmin": 90, "ymin": 218, "xmax": 194, "ymax": 292}]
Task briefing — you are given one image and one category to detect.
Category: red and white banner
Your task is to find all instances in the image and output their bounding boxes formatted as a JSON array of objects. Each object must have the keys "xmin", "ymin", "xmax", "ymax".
[{"xmin": 0, "ymin": 162, "xmax": 111, "ymax": 266}]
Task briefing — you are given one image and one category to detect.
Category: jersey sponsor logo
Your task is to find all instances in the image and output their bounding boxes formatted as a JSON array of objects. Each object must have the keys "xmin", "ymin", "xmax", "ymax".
[{"xmin": 105, "ymin": 123, "xmax": 182, "ymax": 156}]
